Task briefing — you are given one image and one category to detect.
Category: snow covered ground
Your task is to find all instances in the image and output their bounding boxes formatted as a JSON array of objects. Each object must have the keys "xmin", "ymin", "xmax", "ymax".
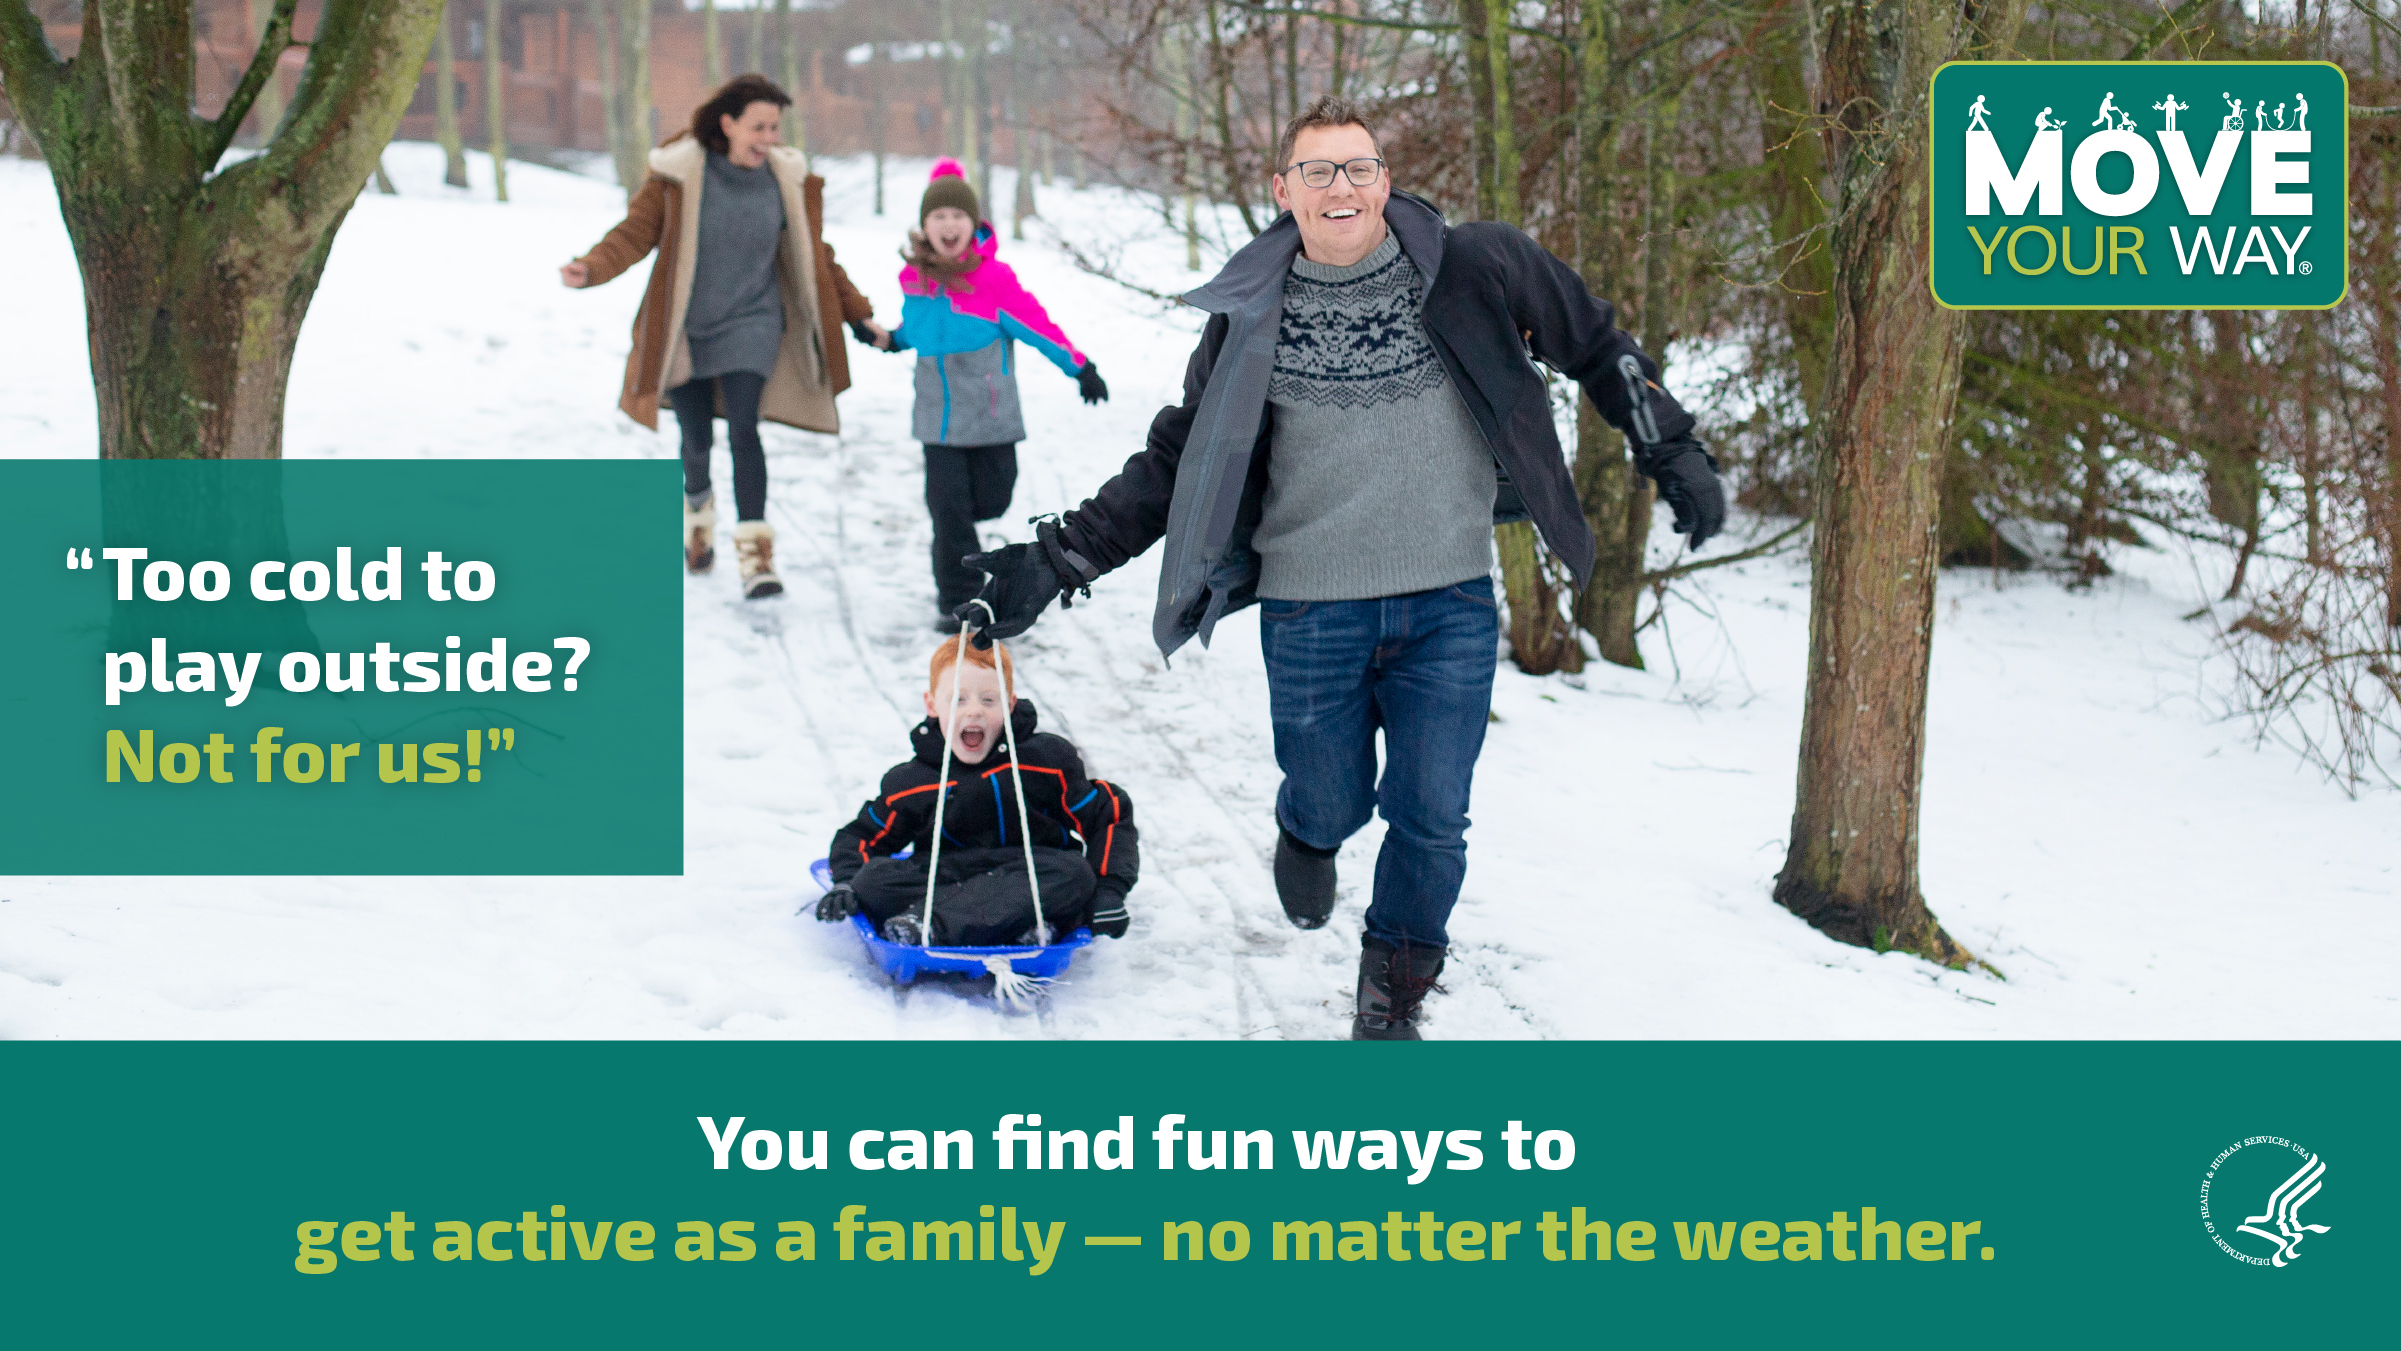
[{"xmin": 1, "ymin": 144, "xmax": 2393, "ymax": 1039}]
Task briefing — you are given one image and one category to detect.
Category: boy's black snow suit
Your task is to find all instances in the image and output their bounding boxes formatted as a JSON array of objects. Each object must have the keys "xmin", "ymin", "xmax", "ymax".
[{"xmin": 828, "ymin": 701, "xmax": 1137, "ymax": 943}]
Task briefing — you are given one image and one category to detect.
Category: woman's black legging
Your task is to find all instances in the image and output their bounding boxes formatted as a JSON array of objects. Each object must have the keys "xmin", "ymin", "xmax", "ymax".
[{"xmin": 668, "ymin": 372, "xmax": 768, "ymax": 521}]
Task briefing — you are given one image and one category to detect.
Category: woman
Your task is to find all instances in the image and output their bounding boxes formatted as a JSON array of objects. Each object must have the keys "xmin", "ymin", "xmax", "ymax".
[
  {"xmin": 880, "ymin": 159, "xmax": 1107, "ymax": 629},
  {"xmin": 561, "ymin": 75, "xmax": 886, "ymax": 599}
]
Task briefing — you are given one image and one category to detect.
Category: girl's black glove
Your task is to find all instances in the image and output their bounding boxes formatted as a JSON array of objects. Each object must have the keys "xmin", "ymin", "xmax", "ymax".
[
  {"xmin": 1076, "ymin": 362, "xmax": 1109, "ymax": 405},
  {"xmin": 815, "ymin": 884, "xmax": 858, "ymax": 922},
  {"xmin": 1088, "ymin": 894, "xmax": 1130, "ymax": 940},
  {"xmin": 849, "ymin": 320, "xmax": 908, "ymax": 353},
  {"xmin": 1649, "ymin": 441, "xmax": 1726, "ymax": 550}
]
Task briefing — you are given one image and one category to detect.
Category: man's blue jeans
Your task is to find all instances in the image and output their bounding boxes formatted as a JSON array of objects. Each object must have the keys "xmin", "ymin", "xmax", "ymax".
[{"xmin": 1257, "ymin": 577, "xmax": 1499, "ymax": 949}]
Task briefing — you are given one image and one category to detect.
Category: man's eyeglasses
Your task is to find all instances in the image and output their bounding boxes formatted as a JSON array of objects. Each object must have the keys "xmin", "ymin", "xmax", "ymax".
[{"xmin": 1281, "ymin": 157, "xmax": 1386, "ymax": 189}]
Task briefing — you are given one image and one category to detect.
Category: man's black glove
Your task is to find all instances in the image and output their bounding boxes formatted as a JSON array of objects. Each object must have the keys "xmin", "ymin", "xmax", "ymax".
[
  {"xmin": 1075, "ymin": 362, "xmax": 1109, "ymax": 405},
  {"xmin": 814, "ymin": 884, "xmax": 858, "ymax": 922},
  {"xmin": 1650, "ymin": 440, "xmax": 1726, "ymax": 550},
  {"xmin": 957, "ymin": 517, "xmax": 1100, "ymax": 648},
  {"xmin": 958, "ymin": 544, "xmax": 1059, "ymax": 648}
]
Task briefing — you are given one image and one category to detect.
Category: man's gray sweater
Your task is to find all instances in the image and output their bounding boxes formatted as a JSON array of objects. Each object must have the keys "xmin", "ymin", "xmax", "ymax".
[{"xmin": 1250, "ymin": 231, "xmax": 1497, "ymax": 601}]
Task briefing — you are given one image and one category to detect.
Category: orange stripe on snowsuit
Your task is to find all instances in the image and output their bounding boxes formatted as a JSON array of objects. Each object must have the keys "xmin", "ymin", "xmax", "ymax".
[
  {"xmin": 863, "ymin": 779, "xmax": 955, "ymax": 855},
  {"xmin": 1094, "ymin": 779, "xmax": 1123, "ymax": 875},
  {"xmin": 981, "ymin": 762, "xmax": 1074, "ymax": 847}
]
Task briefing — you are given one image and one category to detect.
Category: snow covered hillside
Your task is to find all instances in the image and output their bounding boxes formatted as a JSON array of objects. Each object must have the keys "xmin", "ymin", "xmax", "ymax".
[{"xmin": 0, "ymin": 145, "xmax": 2392, "ymax": 1039}]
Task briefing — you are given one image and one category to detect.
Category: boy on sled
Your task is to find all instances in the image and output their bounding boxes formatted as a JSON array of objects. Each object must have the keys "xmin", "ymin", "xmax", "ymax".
[{"xmin": 815, "ymin": 637, "xmax": 1138, "ymax": 947}]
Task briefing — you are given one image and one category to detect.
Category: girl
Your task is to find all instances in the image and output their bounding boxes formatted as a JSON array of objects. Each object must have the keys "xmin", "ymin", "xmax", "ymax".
[
  {"xmin": 877, "ymin": 160, "xmax": 1107, "ymax": 628},
  {"xmin": 562, "ymin": 75, "xmax": 887, "ymax": 599}
]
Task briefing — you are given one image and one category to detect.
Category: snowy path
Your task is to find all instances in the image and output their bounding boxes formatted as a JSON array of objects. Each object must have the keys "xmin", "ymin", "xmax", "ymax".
[{"xmin": 1, "ymin": 147, "xmax": 2394, "ymax": 1039}]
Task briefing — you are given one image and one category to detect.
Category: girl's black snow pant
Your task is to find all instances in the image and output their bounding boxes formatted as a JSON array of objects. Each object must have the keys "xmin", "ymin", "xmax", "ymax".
[
  {"xmin": 669, "ymin": 372, "xmax": 769, "ymax": 522},
  {"xmin": 923, "ymin": 442, "xmax": 1019, "ymax": 611},
  {"xmin": 849, "ymin": 845, "xmax": 1093, "ymax": 946}
]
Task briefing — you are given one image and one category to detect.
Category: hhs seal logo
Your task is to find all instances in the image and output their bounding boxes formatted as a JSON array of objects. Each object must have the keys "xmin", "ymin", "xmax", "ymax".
[{"xmin": 2200, "ymin": 1136, "xmax": 2331, "ymax": 1267}]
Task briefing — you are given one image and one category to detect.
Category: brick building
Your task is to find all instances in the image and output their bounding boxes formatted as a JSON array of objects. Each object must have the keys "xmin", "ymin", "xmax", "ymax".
[{"xmin": 10, "ymin": 2, "xmax": 982, "ymax": 166}]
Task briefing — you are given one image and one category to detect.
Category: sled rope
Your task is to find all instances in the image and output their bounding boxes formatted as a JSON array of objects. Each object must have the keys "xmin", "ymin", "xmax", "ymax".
[{"xmin": 916, "ymin": 603, "xmax": 1050, "ymax": 970}]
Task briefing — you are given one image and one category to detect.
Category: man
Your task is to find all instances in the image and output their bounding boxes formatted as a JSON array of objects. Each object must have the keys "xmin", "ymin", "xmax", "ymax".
[{"xmin": 964, "ymin": 97, "xmax": 1725, "ymax": 1039}]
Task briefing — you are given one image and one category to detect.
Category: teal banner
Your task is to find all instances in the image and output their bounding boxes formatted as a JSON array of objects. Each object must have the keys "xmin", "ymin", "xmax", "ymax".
[
  {"xmin": 1929, "ymin": 61, "xmax": 2347, "ymax": 309},
  {"xmin": 0, "ymin": 462, "xmax": 682, "ymax": 874},
  {"xmin": 1, "ymin": 1043, "xmax": 2388, "ymax": 1344}
]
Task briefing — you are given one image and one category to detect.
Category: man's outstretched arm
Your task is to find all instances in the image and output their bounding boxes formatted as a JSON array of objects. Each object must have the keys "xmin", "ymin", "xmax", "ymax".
[
  {"xmin": 1488, "ymin": 224, "xmax": 1726, "ymax": 547},
  {"xmin": 962, "ymin": 313, "xmax": 1233, "ymax": 643}
]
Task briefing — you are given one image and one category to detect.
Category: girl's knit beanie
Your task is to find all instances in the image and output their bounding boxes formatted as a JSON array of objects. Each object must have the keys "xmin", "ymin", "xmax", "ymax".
[{"xmin": 919, "ymin": 158, "xmax": 981, "ymax": 225}]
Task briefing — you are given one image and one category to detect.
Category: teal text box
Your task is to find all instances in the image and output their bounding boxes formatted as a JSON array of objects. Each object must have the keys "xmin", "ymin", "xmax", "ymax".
[
  {"xmin": 0, "ymin": 461, "xmax": 681, "ymax": 873},
  {"xmin": 0, "ymin": 1042, "xmax": 2388, "ymax": 1346}
]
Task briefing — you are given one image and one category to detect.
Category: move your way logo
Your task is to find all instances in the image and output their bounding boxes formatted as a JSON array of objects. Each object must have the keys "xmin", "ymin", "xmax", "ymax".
[
  {"xmin": 1929, "ymin": 62, "xmax": 2347, "ymax": 309},
  {"xmin": 2200, "ymin": 1136, "xmax": 2332, "ymax": 1268}
]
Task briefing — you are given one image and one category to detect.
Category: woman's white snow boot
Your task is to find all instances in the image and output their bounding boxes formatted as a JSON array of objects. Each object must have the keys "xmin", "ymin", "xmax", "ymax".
[
  {"xmin": 684, "ymin": 495, "xmax": 717, "ymax": 574},
  {"xmin": 733, "ymin": 520, "xmax": 783, "ymax": 599}
]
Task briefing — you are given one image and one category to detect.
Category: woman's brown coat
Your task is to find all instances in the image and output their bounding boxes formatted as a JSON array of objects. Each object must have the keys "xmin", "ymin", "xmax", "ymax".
[{"xmin": 575, "ymin": 135, "xmax": 874, "ymax": 434}]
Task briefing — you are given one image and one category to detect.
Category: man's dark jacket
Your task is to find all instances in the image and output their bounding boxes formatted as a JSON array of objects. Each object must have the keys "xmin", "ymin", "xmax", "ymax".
[{"xmin": 1053, "ymin": 189, "xmax": 1697, "ymax": 658}]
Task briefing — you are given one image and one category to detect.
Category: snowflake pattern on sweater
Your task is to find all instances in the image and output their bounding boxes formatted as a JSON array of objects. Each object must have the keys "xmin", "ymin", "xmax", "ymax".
[{"xmin": 1268, "ymin": 238, "xmax": 1449, "ymax": 409}]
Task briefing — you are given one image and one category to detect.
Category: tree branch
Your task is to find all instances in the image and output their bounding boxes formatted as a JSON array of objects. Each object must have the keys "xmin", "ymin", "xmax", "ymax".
[
  {"xmin": 200, "ymin": 0, "xmax": 299, "ymax": 169},
  {"xmin": 0, "ymin": 0, "xmax": 64, "ymax": 139},
  {"xmin": 2121, "ymin": 0, "xmax": 2214, "ymax": 59},
  {"xmin": 1642, "ymin": 516, "xmax": 1811, "ymax": 583},
  {"xmin": 1220, "ymin": 0, "xmax": 1578, "ymax": 50}
]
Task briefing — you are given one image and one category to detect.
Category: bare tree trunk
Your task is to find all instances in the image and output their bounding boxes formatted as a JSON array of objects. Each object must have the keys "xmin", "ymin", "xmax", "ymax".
[
  {"xmin": 939, "ymin": 0, "xmax": 960, "ymax": 159},
  {"xmin": 1328, "ymin": 0, "xmax": 1347, "ymax": 98},
  {"xmin": 702, "ymin": 0, "xmax": 722, "ymax": 86},
  {"xmin": 871, "ymin": 41, "xmax": 888, "ymax": 215},
  {"xmin": 1169, "ymin": 30, "xmax": 1201, "ymax": 270},
  {"xmin": 1758, "ymin": 0, "xmax": 1833, "ymax": 428},
  {"xmin": 0, "ymin": 0, "xmax": 445, "ymax": 460},
  {"xmin": 616, "ymin": 0, "xmax": 651, "ymax": 172},
  {"xmin": 436, "ymin": 2, "xmax": 470, "ymax": 187},
  {"xmin": 1204, "ymin": 0, "xmax": 1262, "ymax": 234},
  {"xmin": 2372, "ymin": 273, "xmax": 2401, "ymax": 626},
  {"xmin": 1570, "ymin": 0, "xmax": 1650, "ymax": 669},
  {"xmin": 1010, "ymin": 15, "xmax": 1034, "ymax": 239},
  {"xmin": 244, "ymin": 0, "xmax": 289, "ymax": 142},
  {"xmin": 484, "ymin": 0, "xmax": 509, "ymax": 201},
  {"xmin": 1773, "ymin": 0, "xmax": 2021, "ymax": 965},
  {"xmin": 2298, "ymin": 315, "xmax": 2325, "ymax": 567},
  {"xmin": 1460, "ymin": 0, "xmax": 1496, "ymax": 220},
  {"xmin": 973, "ymin": 15, "xmax": 992, "ymax": 214},
  {"xmin": 1481, "ymin": 0, "xmax": 1519, "ymax": 223},
  {"xmin": 780, "ymin": 0, "xmax": 807, "ymax": 152},
  {"xmin": 1285, "ymin": 2, "xmax": 1301, "ymax": 120}
]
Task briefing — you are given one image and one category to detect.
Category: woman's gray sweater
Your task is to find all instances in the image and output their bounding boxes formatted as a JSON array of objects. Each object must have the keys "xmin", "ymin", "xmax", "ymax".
[{"xmin": 684, "ymin": 150, "xmax": 788, "ymax": 381}]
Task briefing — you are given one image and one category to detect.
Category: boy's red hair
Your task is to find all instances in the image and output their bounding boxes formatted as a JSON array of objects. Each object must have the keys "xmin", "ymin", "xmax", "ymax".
[{"xmin": 928, "ymin": 637, "xmax": 1015, "ymax": 702}]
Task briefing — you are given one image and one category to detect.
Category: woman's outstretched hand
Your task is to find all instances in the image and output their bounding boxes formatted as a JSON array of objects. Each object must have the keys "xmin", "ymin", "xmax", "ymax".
[
  {"xmin": 558, "ymin": 261, "xmax": 589, "ymax": 288},
  {"xmin": 1076, "ymin": 361, "xmax": 1108, "ymax": 405}
]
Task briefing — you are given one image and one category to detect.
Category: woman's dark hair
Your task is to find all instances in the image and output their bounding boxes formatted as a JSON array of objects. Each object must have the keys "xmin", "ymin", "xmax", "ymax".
[{"xmin": 692, "ymin": 75, "xmax": 793, "ymax": 154}]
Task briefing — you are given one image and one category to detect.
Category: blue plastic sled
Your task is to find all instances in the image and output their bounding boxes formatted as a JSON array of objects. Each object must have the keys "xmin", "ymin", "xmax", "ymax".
[{"xmin": 809, "ymin": 856, "xmax": 1092, "ymax": 985}]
